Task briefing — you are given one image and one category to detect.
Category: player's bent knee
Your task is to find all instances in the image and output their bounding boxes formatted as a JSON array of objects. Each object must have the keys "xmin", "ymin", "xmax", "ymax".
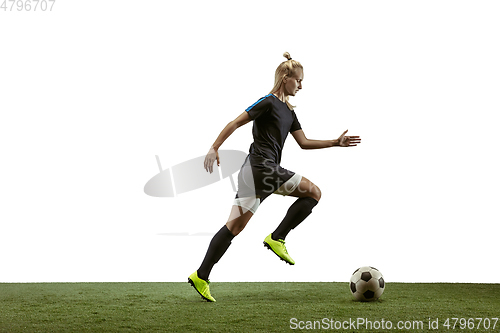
[
  {"xmin": 305, "ymin": 183, "xmax": 321, "ymax": 202},
  {"xmin": 226, "ymin": 217, "xmax": 251, "ymax": 236},
  {"xmin": 314, "ymin": 185, "xmax": 321, "ymax": 201},
  {"xmin": 226, "ymin": 207, "xmax": 254, "ymax": 236}
]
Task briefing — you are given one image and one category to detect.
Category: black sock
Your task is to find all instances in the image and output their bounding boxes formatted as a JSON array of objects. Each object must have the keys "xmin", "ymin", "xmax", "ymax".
[
  {"xmin": 197, "ymin": 225, "xmax": 235, "ymax": 281},
  {"xmin": 272, "ymin": 197, "xmax": 319, "ymax": 241}
]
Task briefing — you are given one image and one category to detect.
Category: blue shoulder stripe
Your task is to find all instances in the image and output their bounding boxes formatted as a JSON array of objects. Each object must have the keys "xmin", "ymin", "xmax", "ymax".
[{"xmin": 245, "ymin": 94, "xmax": 273, "ymax": 112}]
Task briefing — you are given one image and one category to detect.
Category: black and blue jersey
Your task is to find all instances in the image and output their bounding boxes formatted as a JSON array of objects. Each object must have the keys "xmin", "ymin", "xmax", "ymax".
[
  {"xmin": 246, "ymin": 94, "xmax": 302, "ymax": 165},
  {"xmin": 235, "ymin": 94, "xmax": 302, "ymax": 202}
]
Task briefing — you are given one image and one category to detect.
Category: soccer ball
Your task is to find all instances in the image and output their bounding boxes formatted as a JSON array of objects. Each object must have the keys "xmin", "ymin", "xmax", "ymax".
[{"xmin": 350, "ymin": 266, "xmax": 385, "ymax": 301}]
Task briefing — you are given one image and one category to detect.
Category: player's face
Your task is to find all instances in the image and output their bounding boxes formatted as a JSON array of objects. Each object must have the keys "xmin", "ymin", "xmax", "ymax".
[{"xmin": 284, "ymin": 69, "xmax": 303, "ymax": 97}]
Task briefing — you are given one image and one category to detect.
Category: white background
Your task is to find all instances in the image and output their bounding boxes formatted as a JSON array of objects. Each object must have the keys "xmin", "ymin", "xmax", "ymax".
[{"xmin": 1, "ymin": 0, "xmax": 499, "ymax": 283}]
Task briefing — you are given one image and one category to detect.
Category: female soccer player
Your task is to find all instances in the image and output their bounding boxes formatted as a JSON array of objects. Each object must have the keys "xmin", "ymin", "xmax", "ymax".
[{"xmin": 188, "ymin": 52, "xmax": 361, "ymax": 302}]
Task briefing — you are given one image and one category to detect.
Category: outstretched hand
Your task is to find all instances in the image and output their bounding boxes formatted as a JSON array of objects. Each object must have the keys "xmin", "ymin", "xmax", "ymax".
[
  {"xmin": 337, "ymin": 130, "xmax": 361, "ymax": 147},
  {"xmin": 204, "ymin": 146, "xmax": 220, "ymax": 173}
]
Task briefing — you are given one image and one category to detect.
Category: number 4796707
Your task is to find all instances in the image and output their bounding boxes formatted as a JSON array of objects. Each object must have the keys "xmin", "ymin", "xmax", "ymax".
[
  {"xmin": 1, "ymin": 0, "xmax": 56, "ymax": 11},
  {"xmin": 443, "ymin": 318, "xmax": 498, "ymax": 330}
]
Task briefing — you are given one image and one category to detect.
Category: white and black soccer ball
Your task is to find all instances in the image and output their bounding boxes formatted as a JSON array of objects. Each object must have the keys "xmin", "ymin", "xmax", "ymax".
[{"xmin": 350, "ymin": 266, "xmax": 385, "ymax": 302}]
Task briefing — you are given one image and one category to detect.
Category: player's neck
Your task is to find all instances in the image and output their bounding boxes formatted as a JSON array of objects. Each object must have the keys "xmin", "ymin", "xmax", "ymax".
[{"xmin": 272, "ymin": 90, "xmax": 288, "ymax": 103}]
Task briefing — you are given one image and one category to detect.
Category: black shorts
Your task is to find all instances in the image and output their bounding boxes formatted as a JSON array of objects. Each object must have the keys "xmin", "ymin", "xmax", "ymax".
[{"xmin": 233, "ymin": 154, "xmax": 302, "ymax": 214}]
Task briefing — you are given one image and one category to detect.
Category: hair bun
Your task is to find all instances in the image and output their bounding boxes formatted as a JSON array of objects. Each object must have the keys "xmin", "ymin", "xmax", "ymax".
[{"xmin": 283, "ymin": 52, "xmax": 292, "ymax": 61}]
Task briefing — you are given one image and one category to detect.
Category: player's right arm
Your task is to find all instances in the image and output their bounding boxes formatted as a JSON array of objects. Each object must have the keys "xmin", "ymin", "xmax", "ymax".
[{"xmin": 204, "ymin": 111, "xmax": 252, "ymax": 173}]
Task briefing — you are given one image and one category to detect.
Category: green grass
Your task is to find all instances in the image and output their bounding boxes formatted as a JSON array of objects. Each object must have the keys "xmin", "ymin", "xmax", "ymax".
[{"xmin": 1, "ymin": 282, "xmax": 499, "ymax": 332}]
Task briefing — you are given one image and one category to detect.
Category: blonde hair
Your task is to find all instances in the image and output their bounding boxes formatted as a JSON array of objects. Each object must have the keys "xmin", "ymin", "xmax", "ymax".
[{"xmin": 270, "ymin": 52, "xmax": 303, "ymax": 110}]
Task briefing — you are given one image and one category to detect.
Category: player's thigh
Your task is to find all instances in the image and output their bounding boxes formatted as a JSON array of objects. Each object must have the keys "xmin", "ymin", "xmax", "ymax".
[{"xmin": 287, "ymin": 176, "xmax": 321, "ymax": 201}]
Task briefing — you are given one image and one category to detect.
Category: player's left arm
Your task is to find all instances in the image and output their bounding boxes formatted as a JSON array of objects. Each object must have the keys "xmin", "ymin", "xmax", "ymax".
[{"xmin": 291, "ymin": 129, "xmax": 361, "ymax": 149}]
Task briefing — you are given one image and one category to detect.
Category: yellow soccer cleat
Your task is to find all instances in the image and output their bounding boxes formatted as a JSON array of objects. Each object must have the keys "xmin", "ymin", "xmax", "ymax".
[
  {"xmin": 188, "ymin": 271, "xmax": 216, "ymax": 302},
  {"xmin": 263, "ymin": 234, "xmax": 295, "ymax": 265}
]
